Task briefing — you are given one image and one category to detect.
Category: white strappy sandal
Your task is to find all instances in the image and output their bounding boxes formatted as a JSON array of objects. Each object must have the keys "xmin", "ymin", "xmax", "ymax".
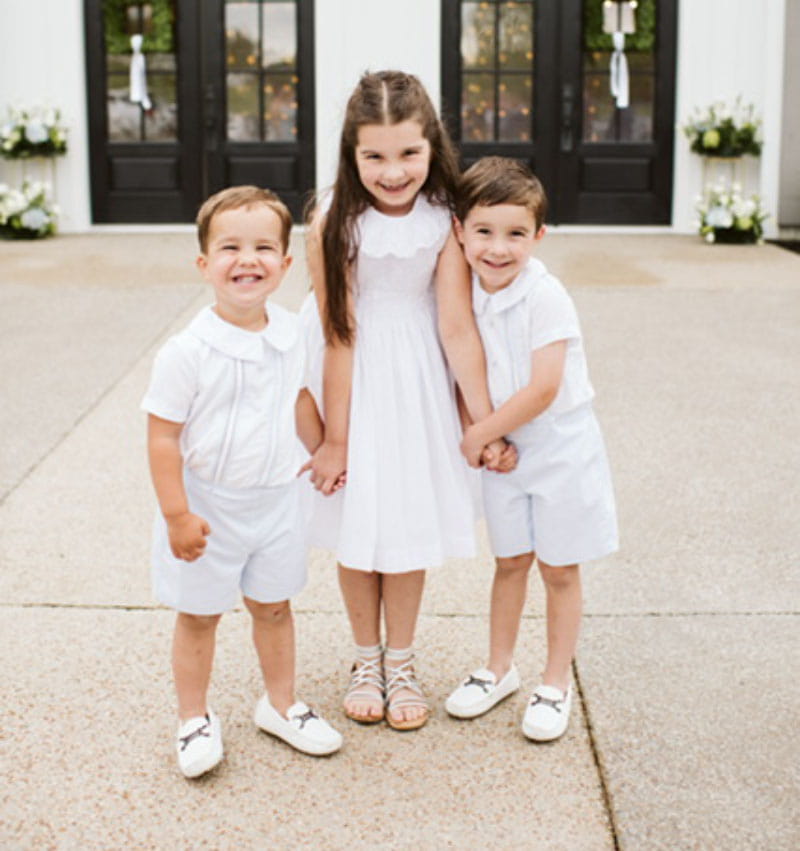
[
  {"xmin": 343, "ymin": 646, "xmax": 385, "ymax": 724},
  {"xmin": 384, "ymin": 649, "xmax": 430, "ymax": 731}
]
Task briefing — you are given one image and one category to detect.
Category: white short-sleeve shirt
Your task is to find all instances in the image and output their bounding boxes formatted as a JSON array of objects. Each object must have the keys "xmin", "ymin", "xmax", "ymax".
[
  {"xmin": 472, "ymin": 257, "xmax": 594, "ymax": 443},
  {"xmin": 141, "ymin": 303, "xmax": 305, "ymax": 489}
]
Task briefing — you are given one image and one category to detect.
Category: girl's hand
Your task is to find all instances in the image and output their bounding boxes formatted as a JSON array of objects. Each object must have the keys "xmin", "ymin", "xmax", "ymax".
[
  {"xmin": 484, "ymin": 440, "xmax": 518, "ymax": 473},
  {"xmin": 299, "ymin": 440, "xmax": 348, "ymax": 496},
  {"xmin": 460, "ymin": 424, "xmax": 486, "ymax": 468},
  {"xmin": 166, "ymin": 512, "xmax": 210, "ymax": 562}
]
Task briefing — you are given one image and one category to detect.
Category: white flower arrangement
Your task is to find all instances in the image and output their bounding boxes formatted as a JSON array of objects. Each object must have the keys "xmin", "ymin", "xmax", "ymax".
[
  {"xmin": 695, "ymin": 182, "xmax": 767, "ymax": 244},
  {"xmin": 0, "ymin": 105, "xmax": 68, "ymax": 159},
  {"xmin": 0, "ymin": 180, "xmax": 59, "ymax": 239},
  {"xmin": 683, "ymin": 97, "xmax": 762, "ymax": 159}
]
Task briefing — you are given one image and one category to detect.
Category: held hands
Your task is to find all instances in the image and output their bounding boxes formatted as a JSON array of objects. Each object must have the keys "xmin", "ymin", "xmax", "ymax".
[
  {"xmin": 482, "ymin": 438, "xmax": 518, "ymax": 473},
  {"xmin": 298, "ymin": 440, "xmax": 348, "ymax": 496},
  {"xmin": 461, "ymin": 426, "xmax": 518, "ymax": 473},
  {"xmin": 166, "ymin": 511, "xmax": 210, "ymax": 562}
]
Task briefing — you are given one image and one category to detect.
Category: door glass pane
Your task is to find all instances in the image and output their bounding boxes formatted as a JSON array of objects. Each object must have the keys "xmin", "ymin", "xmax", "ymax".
[
  {"xmin": 263, "ymin": 75, "xmax": 297, "ymax": 140},
  {"xmin": 227, "ymin": 73, "xmax": 260, "ymax": 141},
  {"xmin": 225, "ymin": 0, "xmax": 298, "ymax": 142},
  {"xmin": 459, "ymin": 1, "xmax": 534, "ymax": 144},
  {"xmin": 462, "ymin": 73, "xmax": 495, "ymax": 142},
  {"xmin": 144, "ymin": 66, "xmax": 178, "ymax": 140},
  {"xmin": 498, "ymin": 74, "xmax": 532, "ymax": 141},
  {"xmin": 262, "ymin": 2, "xmax": 296, "ymax": 69},
  {"xmin": 104, "ymin": 0, "xmax": 177, "ymax": 142},
  {"xmin": 461, "ymin": 2, "xmax": 495, "ymax": 70},
  {"xmin": 226, "ymin": 2, "xmax": 260, "ymax": 69},
  {"xmin": 498, "ymin": 2, "xmax": 533, "ymax": 70},
  {"xmin": 581, "ymin": 1, "xmax": 656, "ymax": 143}
]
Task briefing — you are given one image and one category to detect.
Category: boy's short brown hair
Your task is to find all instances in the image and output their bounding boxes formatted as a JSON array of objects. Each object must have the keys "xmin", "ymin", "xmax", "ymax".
[
  {"xmin": 455, "ymin": 156, "xmax": 548, "ymax": 231},
  {"xmin": 196, "ymin": 185, "xmax": 293, "ymax": 254}
]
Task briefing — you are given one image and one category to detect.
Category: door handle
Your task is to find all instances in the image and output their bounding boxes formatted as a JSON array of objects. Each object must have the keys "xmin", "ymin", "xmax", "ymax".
[{"xmin": 561, "ymin": 83, "xmax": 575, "ymax": 153}]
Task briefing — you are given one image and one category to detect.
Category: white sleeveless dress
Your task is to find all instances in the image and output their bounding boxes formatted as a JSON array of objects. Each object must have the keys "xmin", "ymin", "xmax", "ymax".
[{"xmin": 302, "ymin": 193, "xmax": 477, "ymax": 573}]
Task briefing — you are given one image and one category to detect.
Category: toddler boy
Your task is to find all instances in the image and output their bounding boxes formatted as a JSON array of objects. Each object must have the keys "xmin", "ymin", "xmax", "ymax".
[{"xmin": 142, "ymin": 186, "xmax": 341, "ymax": 777}]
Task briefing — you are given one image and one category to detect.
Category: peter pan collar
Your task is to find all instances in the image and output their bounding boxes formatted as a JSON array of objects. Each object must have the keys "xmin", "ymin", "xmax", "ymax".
[
  {"xmin": 472, "ymin": 257, "xmax": 546, "ymax": 316},
  {"xmin": 188, "ymin": 304, "xmax": 298, "ymax": 361}
]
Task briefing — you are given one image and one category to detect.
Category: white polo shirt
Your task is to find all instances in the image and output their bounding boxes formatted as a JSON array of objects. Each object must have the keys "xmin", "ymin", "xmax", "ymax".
[
  {"xmin": 141, "ymin": 304, "xmax": 305, "ymax": 489},
  {"xmin": 472, "ymin": 257, "xmax": 594, "ymax": 443}
]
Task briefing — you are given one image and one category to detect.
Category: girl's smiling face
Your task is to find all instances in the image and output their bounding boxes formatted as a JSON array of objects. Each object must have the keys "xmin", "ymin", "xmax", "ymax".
[{"xmin": 354, "ymin": 120, "xmax": 432, "ymax": 216}]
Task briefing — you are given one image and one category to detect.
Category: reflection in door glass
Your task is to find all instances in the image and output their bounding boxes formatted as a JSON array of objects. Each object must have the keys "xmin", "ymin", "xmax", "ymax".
[
  {"xmin": 581, "ymin": 2, "xmax": 656, "ymax": 143},
  {"xmin": 104, "ymin": 1, "xmax": 177, "ymax": 142},
  {"xmin": 459, "ymin": 0, "xmax": 534, "ymax": 143},
  {"xmin": 226, "ymin": 0, "xmax": 298, "ymax": 143}
]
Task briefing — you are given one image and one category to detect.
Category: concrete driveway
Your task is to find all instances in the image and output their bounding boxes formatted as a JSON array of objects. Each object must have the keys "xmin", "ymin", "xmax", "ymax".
[{"xmin": 1, "ymin": 229, "xmax": 798, "ymax": 849}]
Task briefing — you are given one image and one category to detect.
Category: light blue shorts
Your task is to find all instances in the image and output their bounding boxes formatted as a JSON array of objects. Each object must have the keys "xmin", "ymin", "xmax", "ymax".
[
  {"xmin": 481, "ymin": 406, "xmax": 618, "ymax": 566},
  {"xmin": 152, "ymin": 471, "xmax": 308, "ymax": 615}
]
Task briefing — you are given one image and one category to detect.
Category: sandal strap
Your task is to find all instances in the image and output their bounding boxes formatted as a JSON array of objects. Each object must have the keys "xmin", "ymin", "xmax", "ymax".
[
  {"xmin": 346, "ymin": 655, "xmax": 385, "ymax": 704},
  {"xmin": 384, "ymin": 658, "xmax": 427, "ymax": 705}
]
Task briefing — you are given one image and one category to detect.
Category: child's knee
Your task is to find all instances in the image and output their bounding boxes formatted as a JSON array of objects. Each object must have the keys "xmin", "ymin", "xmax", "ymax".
[
  {"xmin": 177, "ymin": 611, "xmax": 222, "ymax": 632},
  {"xmin": 245, "ymin": 597, "xmax": 291, "ymax": 623},
  {"xmin": 496, "ymin": 552, "xmax": 535, "ymax": 574},
  {"xmin": 538, "ymin": 561, "xmax": 580, "ymax": 590}
]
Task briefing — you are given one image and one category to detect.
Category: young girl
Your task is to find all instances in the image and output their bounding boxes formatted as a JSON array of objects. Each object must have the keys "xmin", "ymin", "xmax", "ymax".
[{"xmin": 302, "ymin": 71, "xmax": 511, "ymax": 731}]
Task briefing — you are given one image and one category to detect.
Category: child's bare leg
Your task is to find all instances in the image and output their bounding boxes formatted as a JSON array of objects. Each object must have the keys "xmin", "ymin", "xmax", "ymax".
[
  {"xmin": 173, "ymin": 612, "xmax": 222, "ymax": 720},
  {"xmin": 538, "ymin": 561, "xmax": 581, "ymax": 691},
  {"xmin": 338, "ymin": 565, "xmax": 383, "ymax": 720},
  {"xmin": 383, "ymin": 569, "xmax": 427, "ymax": 726},
  {"xmin": 244, "ymin": 596, "xmax": 295, "ymax": 717},
  {"xmin": 488, "ymin": 552, "xmax": 534, "ymax": 680}
]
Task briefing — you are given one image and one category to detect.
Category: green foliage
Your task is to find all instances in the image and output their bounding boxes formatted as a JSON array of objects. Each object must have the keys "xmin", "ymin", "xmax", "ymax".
[
  {"xmin": 584, "ymin": 0, "xmax": 657, "ymax": 52},
  {"xmin": 103, "ymin": 0, "xmax": 175, "ymax": 55},
  {"xmin": 683, "ymin": 99, "xmax": 762, "ymax": 158}
]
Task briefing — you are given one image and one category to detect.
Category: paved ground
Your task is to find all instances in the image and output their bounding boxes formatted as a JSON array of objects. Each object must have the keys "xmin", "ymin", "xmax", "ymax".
[{"xmin": 1, "ymin": 229, "xmax": 798, "ymax": 849}]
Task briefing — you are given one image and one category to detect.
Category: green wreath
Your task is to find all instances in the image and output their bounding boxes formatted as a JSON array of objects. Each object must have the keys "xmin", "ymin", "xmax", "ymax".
[
  {"xmin": 104, "ymin": 0, "xmax": 175, "ymax": 55},
  {"xmin": 584, "ymin": 0, "xmax": 657, "ymax": 52}
]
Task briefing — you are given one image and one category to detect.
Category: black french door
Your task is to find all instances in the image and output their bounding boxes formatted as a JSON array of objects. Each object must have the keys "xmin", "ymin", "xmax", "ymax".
[
  {"xmin": 442, "ymin": 0, "xmax": 677, "ymax": 224},
  {"xmin": 85, "ymin": 0, "xmax": 315, "ymax": 223}
]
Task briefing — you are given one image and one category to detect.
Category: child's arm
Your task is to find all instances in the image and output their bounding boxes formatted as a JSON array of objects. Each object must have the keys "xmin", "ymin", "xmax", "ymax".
[
  {"xmin": 434, "ymin": 231, "xmax": 508, "ymax": 466},
  {"xmin": 147, "ymin": 414, "xmax": 210, "ymax": 562},
  {"xmin": 296, "ymin": 387, "xmax": 347, "ymax": 490},
  {"xmin": 461, "ymin": 340, "xmax": 568, "ymax": 463},
  {"xmin": 304, "ymin": 212, "xmax": 353, "ymax": 495},
  {"xmin": 295, "ymin": 388, "xmax": 324, "ymax": 455}
]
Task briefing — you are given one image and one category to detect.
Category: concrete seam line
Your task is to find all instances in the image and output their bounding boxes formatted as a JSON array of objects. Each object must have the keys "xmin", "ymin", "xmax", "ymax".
[{"xmin": 573, "ymin": 659, "xmax": 621, "ymax": 851}]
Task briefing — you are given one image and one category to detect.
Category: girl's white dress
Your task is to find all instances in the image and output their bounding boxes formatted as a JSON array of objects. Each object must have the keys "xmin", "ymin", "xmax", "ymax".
[{"xmin": 302, "ymin": 193, "xmax": 477, "ymax": 573}]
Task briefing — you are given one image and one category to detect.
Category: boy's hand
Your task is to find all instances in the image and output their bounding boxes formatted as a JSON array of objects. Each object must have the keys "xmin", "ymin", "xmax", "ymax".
[
  {"xmin": 480, "ymin": 438, "xmax": 508, "ymax": 469},
  {"xmin": 166, "ymin": 512, "xmax": 210, "ymax": 562},
  {"xmin": 485, "ymin": 439, "xmax": 518, "ymax": 473}
]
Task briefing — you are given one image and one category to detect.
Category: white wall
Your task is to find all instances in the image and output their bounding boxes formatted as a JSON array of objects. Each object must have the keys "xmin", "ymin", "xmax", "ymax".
[
  {"xmin": 673, "ymin": 0, "xmax": 786, "ymax": 237},
  {"xmin": 313, "ymin": 0, "xmax": 441, "ymax": 192},
  {"xmin": 0, "ymin": 0, "xmax": 92, "ymax": 231}
]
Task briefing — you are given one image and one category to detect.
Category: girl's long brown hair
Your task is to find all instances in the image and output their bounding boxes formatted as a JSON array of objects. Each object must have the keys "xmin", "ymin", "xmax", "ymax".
[{"xmin": 316, "ymin": 70, "xmax": 461, "ymax": 346}]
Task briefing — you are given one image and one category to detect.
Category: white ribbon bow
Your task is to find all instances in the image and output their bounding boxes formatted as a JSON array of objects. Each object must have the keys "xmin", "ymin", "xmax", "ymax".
[
  {"xmin": 609, "ymin": 31, "xmax": 629, "ymax": 109},
  {"xmin": 129, "ymin": 34, "xmax": 152, "ymax": 111}
]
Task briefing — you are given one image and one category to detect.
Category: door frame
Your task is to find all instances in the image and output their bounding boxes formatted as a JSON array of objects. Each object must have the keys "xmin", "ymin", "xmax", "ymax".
[
  {"xmin": 441, "ymin": 0, "xmax": 678, "ymax": 224},
  {"xmin": 84, "ymin": 0, "xmax": 315, "ymax": 223}
]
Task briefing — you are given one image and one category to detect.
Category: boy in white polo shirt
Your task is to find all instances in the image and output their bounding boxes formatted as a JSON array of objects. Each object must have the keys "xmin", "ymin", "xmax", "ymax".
[
  {"xmin": 142, "ymin": 186, "xmax": 342, "ymax": 778},
  {"xmin": 446, "ymin": 158, "xmax": 618, "ymax": 741}
]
